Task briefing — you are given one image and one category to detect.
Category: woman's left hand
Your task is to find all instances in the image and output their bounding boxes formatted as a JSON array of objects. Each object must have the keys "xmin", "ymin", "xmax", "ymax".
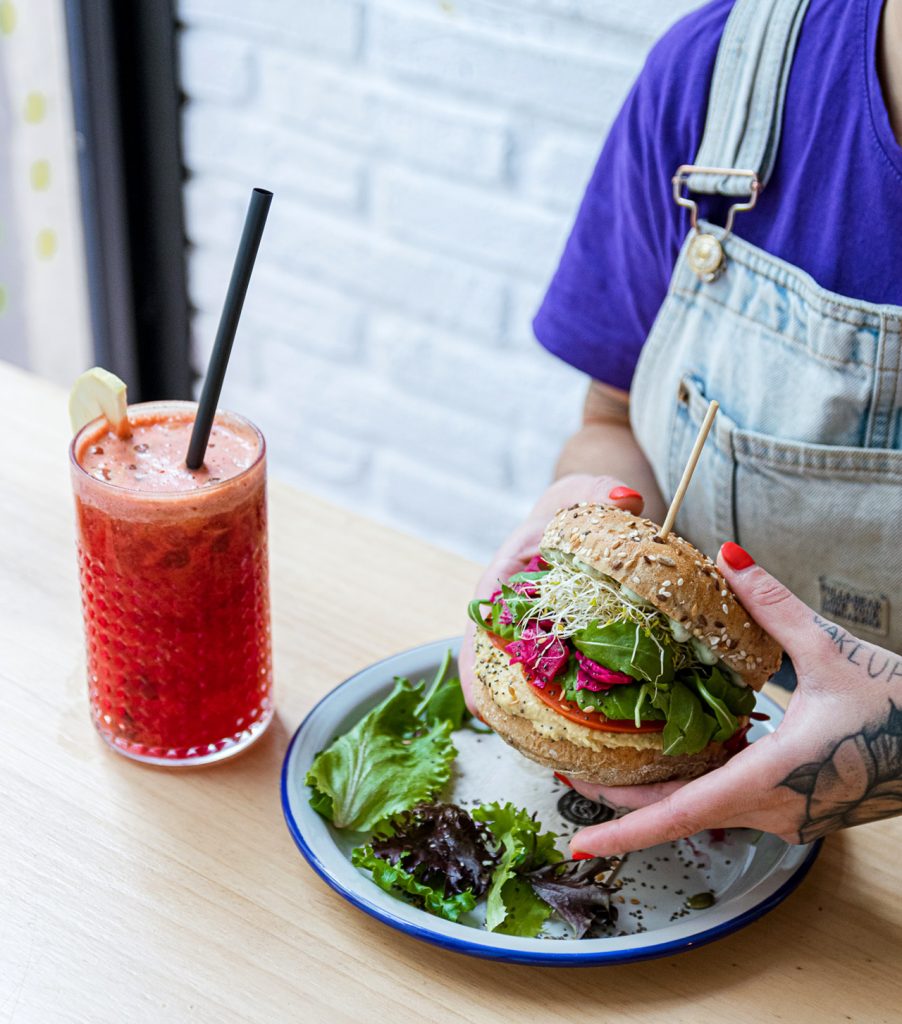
[{"xmin": 565, "ymin": 543, "xmax": 902, "ymax": 856}]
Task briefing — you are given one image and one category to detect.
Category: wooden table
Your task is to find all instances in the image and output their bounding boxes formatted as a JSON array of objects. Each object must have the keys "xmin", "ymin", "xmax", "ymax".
[{"xmin": 2, "ymin": 361, "xmax": 900, "ymax": 1024}]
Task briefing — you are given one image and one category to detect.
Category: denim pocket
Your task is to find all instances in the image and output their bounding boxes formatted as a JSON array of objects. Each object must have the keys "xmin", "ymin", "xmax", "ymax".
[
  {"xmin": 730, "ymin": 419, "xmax": 902, "ymax": 645},
  {"xmin": 671, "ymin": 376, "xmax": 902, "ymax": 647}
]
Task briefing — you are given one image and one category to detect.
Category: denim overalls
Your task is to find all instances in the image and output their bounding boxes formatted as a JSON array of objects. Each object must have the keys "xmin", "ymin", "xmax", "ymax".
[{"xmin": 630, "ymin": 0, "xmax": 902, "ymax": 656}]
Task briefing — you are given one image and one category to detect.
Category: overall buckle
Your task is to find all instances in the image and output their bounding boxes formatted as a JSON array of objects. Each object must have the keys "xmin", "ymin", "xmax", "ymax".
[{"xmin": 672, "ymin": 166, "xmax": 761, "ymax": 282}]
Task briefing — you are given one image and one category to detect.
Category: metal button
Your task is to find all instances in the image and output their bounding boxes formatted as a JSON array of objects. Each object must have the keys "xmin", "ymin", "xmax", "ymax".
[{"xmin": 687, "ymin": 232, "xmax": 725, "ymax": 283}]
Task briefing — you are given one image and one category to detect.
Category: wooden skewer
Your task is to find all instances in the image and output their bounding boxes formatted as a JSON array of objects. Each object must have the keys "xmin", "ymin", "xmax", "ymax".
[{"xmin": 656, "ymin": 399, "xmax": 719, "ymax": 542}]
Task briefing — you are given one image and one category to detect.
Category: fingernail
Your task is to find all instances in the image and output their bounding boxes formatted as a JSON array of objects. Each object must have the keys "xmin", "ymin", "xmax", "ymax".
[
  {"xmin": 721, "ymin": 541, "xmax": 755, "ymax": 571},
  {"xmin": 608, "ymin": 486, "xmax": 642, "ymax": 502},
  {"xmin": 553, "ymin": 771, "xmax": 573, "ymax": 788},
  {"xmin": 571, "ymin": 851, "xmax": 595, "ymax": 861}
]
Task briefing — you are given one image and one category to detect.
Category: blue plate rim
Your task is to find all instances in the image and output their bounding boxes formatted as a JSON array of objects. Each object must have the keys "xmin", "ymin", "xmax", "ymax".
[{"xmin": 280, "ymin": 638, "xmax": 823, "ymax": 966}]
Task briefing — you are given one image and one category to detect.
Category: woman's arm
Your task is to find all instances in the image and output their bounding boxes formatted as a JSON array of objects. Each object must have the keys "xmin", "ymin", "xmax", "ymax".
[{"xmin": 555, "ymin": 381, "xmax": 666, "ymax": 523}]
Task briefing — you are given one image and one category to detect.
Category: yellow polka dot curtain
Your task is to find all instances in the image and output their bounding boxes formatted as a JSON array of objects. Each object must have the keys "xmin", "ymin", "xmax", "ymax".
[{"xmin": 0, "ymin": 0, "xmax": 92, "ymax": 383}]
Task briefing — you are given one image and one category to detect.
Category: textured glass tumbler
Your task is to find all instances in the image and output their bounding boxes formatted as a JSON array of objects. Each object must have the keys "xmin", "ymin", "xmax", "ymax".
[{"xmin": 70, "ymin": 401, "xmax": 274, "ymax": 766}]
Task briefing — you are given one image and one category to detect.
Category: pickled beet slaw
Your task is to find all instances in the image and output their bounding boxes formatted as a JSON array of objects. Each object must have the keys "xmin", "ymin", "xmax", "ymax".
[{"xmin": 488, "ymin": 557, "xmax": 638, "ymax": 694}]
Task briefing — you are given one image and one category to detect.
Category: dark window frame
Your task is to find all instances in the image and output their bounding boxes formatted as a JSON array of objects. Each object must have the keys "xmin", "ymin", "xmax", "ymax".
[{"xmin": 65, "ymin": 0, "xmax": 191, "ymax": 401}]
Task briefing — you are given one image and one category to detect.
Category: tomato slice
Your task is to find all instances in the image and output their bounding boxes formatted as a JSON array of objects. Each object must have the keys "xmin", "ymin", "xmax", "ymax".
[{"xmin": 485, "ymin": 630, "xmax": 664, "ymax": 734}]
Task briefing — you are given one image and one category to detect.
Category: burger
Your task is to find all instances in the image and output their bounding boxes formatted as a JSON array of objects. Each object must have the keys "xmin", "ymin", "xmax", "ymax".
[{"xmin": 468, "ymin": 503, "xmax": 782, "ymax": 786}]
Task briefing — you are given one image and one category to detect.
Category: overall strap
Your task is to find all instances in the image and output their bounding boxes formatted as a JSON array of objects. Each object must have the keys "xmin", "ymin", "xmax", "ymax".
[{"xmin": 688, "ymin": 0, "xmax": 811, "ymax": 196}]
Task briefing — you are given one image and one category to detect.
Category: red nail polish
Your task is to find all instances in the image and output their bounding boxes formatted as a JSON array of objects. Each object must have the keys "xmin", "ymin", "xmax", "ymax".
[
  {"xmin": 609, "ymin": 486, "xmax": 642, "ymax": 502},
  {"xmin": 571, "ymin": 851, "xmax": 595, "ymax": 861},
  {"xmin": 553, "ymin": 771, "xmax": 573, "ymax": 788},
  {"xmin": 721, "ymin": 541, "xmax": 755, "ymax": 571}
]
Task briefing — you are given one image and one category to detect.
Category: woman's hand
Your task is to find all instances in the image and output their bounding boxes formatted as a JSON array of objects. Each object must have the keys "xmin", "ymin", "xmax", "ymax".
[
  {"xmin": 565, "ymin": 544, "xmax": 902, "ymax": 856},
  {"xmin": 458, "ymin": 474, "xmax": 644, "ymax": 715}
]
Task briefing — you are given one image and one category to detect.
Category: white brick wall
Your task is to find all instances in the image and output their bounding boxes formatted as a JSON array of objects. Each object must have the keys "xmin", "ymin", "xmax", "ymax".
[{"xmin": 177, "ymin": 0, "xmax": 700, "ymax": 561}]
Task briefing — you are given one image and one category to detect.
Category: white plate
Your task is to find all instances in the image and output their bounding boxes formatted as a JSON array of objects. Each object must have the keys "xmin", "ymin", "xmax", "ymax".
[{"xmin": 281, "ymin": 638, "xmax": 821, "ymax": 965}]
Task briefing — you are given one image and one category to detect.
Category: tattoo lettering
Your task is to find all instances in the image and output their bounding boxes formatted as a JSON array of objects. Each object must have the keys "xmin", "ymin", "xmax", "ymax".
[
  {"xmin": 812, "ymin": 615, "xmax": 902, "ymax": 684},
  {"xmin": 780, "ymin": 700, "xmax": 902, "ymax": 843}
]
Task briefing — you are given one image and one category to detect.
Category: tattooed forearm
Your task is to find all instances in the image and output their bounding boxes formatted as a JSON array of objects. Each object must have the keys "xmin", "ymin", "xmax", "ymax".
[
  {"xmin": 813, "ymin": 615, "xmax": 902, "ymax": 683},
  {"xmin": 779, "ymin": 700, "xmax": 902, "ymax": 843}
]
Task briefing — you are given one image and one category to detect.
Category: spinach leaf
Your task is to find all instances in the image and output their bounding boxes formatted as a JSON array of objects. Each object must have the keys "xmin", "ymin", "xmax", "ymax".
[
  {"xmin": 559, "ymin": 663, "xmax": 665, "ymax": 722},
  {"xmin": 700, "ymin": 666, "xmax": 757, "ymax": 716},
  {"xmin": 594, "ymin": 683, "xmax": 666, "ymax": 722},
  {"xmin": 467, "ymin": 597, "xmax": 494, "ymax": 632},
  {"xmin": 572, "ymin": 620, "xmax": 674, "ymax": 686},
  {"xmin": 657, "ymin": 680, "xmax": 718, "ymax": 756},
  {"xmin": 468, "ymin": 583, "xmax": 538, "ymax": 641},
  {"xmin": 497, "ymin": 583, "xmax": 538, "ymax": 638},
  {"xmin": 692, "ymin": 672, "xmax": 739, "ymax": 742}
]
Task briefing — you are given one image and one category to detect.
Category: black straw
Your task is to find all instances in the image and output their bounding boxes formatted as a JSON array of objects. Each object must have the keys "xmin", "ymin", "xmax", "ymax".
[{"xmin": 186, "ymin": 187, "xmax": 273, "ymax": 469}]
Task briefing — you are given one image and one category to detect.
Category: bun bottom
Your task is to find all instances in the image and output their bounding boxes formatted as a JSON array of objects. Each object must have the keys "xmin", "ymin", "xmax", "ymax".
[{"xmin": 473, "ymin": 630, "xmax": 733, "ymax": 787}]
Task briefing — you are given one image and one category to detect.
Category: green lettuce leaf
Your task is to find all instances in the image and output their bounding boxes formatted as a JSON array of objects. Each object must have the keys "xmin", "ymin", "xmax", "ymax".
[
  {"xmin": 572, "ymin": 620, "xmax": 675, "ymax": 686},
  {"xmin": 472, "ymin": 801, "xmax": 562, "ymax": 937},
  {"xmin": 306, "ymin": 678, "xmax": 456, "ymax": 831},
  {"xmin": 491, "ymin": 877, "xmax": 553, "ymax": 936},
  {"xmin": 351, "ymin": 845, "xmax": 477, "ymax": 922}
]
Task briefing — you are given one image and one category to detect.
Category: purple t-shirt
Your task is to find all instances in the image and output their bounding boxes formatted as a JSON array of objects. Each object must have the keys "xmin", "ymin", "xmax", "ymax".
[{"xmin": 534, "ymin": 0, "xmax": 902, "ymax": 391}]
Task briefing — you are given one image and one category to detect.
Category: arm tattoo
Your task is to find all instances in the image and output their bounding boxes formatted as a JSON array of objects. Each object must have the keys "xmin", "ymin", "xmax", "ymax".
[{"xmin": 780, "ymin": 700, "xmax": 902, "ymax": 843}]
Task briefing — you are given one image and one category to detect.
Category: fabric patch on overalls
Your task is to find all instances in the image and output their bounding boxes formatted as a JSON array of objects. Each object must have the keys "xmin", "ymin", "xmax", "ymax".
[{"xmin": 818, "ymin": 577, "xmax": 889, "ymax": 638}]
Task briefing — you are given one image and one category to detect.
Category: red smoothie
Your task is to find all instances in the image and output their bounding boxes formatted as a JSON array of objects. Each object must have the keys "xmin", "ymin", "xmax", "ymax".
[{"xmin": 70, "ymin": 401, "xmax": 273, "ymax": 765}]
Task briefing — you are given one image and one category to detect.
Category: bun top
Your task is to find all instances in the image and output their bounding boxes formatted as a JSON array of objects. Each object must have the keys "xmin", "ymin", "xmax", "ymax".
[{"xmin": 539, "ymin": 503, "xmax": 782, "ymax": 690}]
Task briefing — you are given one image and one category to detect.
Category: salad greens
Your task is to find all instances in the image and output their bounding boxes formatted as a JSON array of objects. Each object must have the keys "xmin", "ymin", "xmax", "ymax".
[
  {"xmin": 524, "ymin": 858, "xmax": 619, "ymax": 939},
  {"xmin": 369, "ymin": 803, "xmax": 498, "ymax": 898},
  {"xmin": 306, "ymin": 657, "xmax": 463, "ymax": 831},
  {"xmin": 306, "ymin": 656, "xmax": 618, "ymax": 937},
  {"xmin": 351, "ymin": 846, "xmax": 477, "ymax": 923},
  {"xmin": 349, "ymin": 800, "xmax": 614, "ymax": 937},
  {"xmin": 470, "ymin": 801, "xmax": 562, "ymax": 936}
]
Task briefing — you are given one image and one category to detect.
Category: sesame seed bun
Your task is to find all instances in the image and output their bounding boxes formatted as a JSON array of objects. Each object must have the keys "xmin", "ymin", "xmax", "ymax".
[
  {"xmin": 540, "ymin": 503, "xmax": 782, "ymax": 690},
  {"xmin": 473, "ymin": 630, "xmax": 738, "ymax": 786}
]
